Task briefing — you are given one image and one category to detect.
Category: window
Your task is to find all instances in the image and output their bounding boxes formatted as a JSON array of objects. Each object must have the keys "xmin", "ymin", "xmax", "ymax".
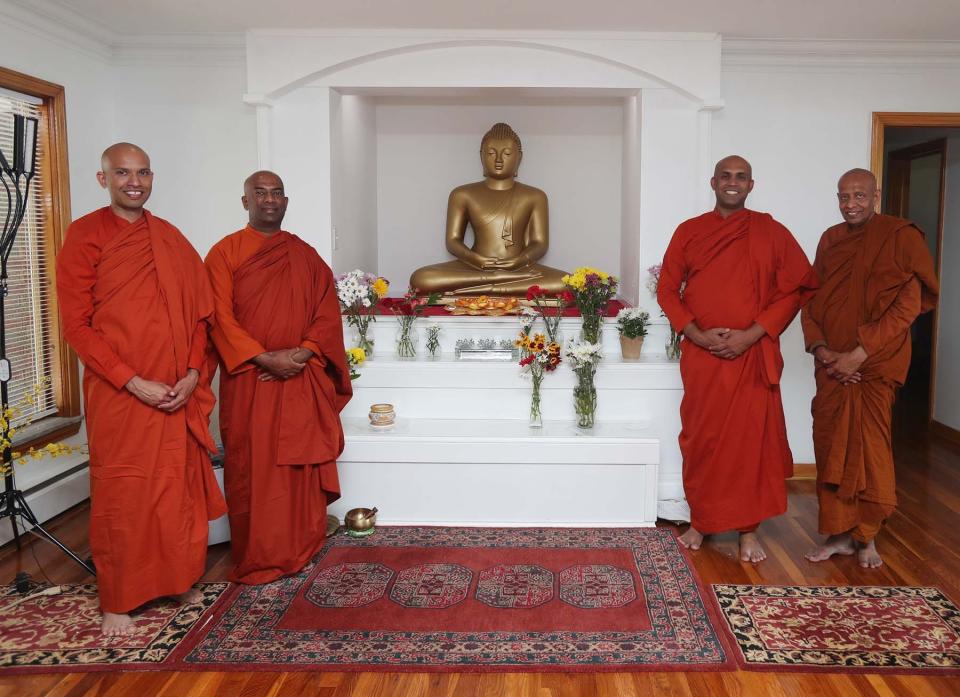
[{"xmin": 0, "ymin": 67, "xmax": 79, "ymax": 445}]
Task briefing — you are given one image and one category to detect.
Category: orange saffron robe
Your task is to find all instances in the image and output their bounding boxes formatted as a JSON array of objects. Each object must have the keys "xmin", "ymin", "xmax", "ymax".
[
  {"xmin": 658, "ymin": 209, "xmax": 817, "ymax": 533},
  {"xmin": 56, "ymin": 208, "xmax": 226, "ymax": 614},
  {"xmin": 801, "ymin": 214, "xmax": 938, "ymax": 542},
  {"xmin": 205, "ymin": 227, "xmax": 352, "ymax": 584}
]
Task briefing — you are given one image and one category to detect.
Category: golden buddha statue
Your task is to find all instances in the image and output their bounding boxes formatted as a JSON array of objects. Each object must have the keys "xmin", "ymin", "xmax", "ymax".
[{"xmin": 410, "ymin": 123, "xmax": 568, "ymax": 295}]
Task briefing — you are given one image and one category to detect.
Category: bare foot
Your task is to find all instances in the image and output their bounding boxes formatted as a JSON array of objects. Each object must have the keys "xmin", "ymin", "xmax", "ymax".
[
  {"xmin": 101, "ymin": 612, "xmax": 135, "ymax": 637},
  {"xmin": 739, "ymin": 532, "xmax": 767, "ymax": 563},
  {"xmin": 176, "ymin": 587, "xmax": 203, "ymax": 604},
  {"xmin": 805, "ymin": 533, "xmax": 856, "ymax": 562},
  {"xmin": 857, "ymin": 539, "xmax": 883, "ymax": 568},
  {"xmin": 678, "ymin": 526, "xmax": 704, "ymax": 550}
]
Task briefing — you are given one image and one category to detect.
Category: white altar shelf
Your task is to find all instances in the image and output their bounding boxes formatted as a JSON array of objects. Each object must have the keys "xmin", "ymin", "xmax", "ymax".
[{"xmin": 328, "ymin": 417, "xmax": 660, "ymax": 528}]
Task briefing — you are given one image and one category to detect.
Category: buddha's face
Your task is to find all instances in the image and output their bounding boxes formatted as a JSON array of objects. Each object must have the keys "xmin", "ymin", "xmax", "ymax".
[{"xmin": 481, "ymin": 137, "xmax": 521, "ymax": 180}]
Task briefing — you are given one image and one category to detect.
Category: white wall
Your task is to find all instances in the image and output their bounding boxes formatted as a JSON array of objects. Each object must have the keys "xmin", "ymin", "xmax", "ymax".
[
  {"xmin": 111, "ymin": 62, "xmax": 258, "ymax": 256},
  {"xmin": 373, "ymin": 99, "xmax": 624, "ymax": 289},
  {"xmin": 714, "ymin": 63, "xmax": 960, "ymax": 461},
  {"xmin": 934, "ymin": 135, "xmax": 960, "ymax": 430},
  {"xmin": 0, "ymin": 17, "xmax": 114, "ymax": 222},
  {"xmin": 331, "ymin": 93, "xmax": 378, "ymax": 274}
]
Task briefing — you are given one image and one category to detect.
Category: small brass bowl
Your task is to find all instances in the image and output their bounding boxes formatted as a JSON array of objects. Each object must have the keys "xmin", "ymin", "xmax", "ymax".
[{"xmin": 344, "ymin": 507, "xmax": 378, "ymax": 532}]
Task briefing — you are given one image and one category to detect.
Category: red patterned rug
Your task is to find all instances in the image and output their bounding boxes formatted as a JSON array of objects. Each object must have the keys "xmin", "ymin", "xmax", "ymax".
[
  {"xmin": 713, "ymin": 584, "xmax": 960, "ymax": 674},
  {"xmin": 0, "ymin": 583, "xmax": 230, "ymax": 674},
  {"xmin": 184, "ymin": 527, "xmax": 732, "ymax": 672},
  {"xmin": 0, "ymin": 528, "xmax": 731, "ymax": 674}
]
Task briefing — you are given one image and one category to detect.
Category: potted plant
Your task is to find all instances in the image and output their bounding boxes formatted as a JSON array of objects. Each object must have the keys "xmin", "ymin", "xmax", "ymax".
[{"xmin": 615, "ymin": 307, "xmax": 650, "ymax": 360}]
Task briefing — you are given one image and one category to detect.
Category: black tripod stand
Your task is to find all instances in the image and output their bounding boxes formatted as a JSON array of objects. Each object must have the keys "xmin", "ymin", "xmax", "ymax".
[{"xmin": 0, "ymin": 113, "xmax": 95, "ymax": 591}]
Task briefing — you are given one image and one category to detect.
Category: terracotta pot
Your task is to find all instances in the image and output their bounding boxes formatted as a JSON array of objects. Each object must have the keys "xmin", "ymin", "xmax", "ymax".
[{"xmin": 620, "ymin": 335, "xmax": 644, "ymax": 360}]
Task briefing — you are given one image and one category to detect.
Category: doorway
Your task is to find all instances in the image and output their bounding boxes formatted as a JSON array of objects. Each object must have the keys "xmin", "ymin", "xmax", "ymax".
[{"xmin": 871, "ymin": 114, "xmax": 959, "ymax": 440}]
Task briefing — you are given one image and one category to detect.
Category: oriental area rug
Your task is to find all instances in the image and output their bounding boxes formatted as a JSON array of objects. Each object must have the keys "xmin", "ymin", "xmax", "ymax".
[
  {"xmin": 0, "ymin": 528, "xmax": 732, "ymax": 674},
  {"xmin": 0, "ymin": 582, "xmax": 230, "ymax": 674},
  {"xmin": 713, "ymin": 584, "xmax": 960, "ymax": 675}
]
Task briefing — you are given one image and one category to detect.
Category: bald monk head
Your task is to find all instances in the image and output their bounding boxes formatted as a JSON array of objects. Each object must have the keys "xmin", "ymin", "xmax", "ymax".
[
  {"xmin": 242, "ymin": 170, "xmax": 288, "ymax": 234},
  {"xmin": 710, "ymin": 155, "xmax": 754, "ymax": 218},
  {"xmin": 96, "ymin": 143, "xmax": 153, "ymax": 222},
  {"xmin": 837, "ymin": 168, "xmax": 880, "ymax": 229}
]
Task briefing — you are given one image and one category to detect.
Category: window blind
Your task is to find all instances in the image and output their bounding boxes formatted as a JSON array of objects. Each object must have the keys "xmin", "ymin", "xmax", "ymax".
[{"xmin": 0, "ymin": 94, "xmax": 57, "ymax": 426}]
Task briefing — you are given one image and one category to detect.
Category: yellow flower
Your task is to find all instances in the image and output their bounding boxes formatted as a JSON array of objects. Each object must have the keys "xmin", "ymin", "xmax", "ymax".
[
  {"xmin": 372, "ymin": 278, "xmax": 390, "ymax": 298},
  {"xmin": 347, "ymin": 347, "xmax": 366, "ymax": 365}
]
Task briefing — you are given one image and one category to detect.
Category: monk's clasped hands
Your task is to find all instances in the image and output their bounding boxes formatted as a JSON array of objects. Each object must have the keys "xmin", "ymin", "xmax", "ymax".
[
  {"xmin": 157, "ymin": 368, "xmax": 200, "ymax": 412},
  {"xmin": 255, "ymin": 348, "xmax": 311, "ymax": 381}
]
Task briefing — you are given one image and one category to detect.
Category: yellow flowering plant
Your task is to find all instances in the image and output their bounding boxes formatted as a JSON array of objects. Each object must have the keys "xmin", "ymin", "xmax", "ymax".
[
  {"xmin": 345, "ymin": 347, "xmax": 366, "ymax": 380},
  {"xmin": 561, "ymin": 266, "xmax": 619, "ymax": 344},
  {"xmin": 0, "ymin": 379, "xmax": 84, "ymax": 476}
]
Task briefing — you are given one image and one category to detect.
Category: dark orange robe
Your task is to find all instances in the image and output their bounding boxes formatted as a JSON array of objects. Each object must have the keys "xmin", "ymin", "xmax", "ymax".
[
  {"xmin": 658, "ymin": 209, "xmax": 817, "ymax": 533},
  {"xmin": 56, "ymin": 207, "xmax": 226, "ymax": 614},
  {"xmin": 205, "ymin": 227, "xmax": 352, "ymax": 584},
  {"xmin": 802, "ymin": 214, "xmax": 938, "ymax": 542}
]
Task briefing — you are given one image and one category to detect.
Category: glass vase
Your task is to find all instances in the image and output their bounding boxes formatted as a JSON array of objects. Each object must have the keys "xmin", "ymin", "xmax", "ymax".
[
  {"xmin": 529, "ymin": 369, "xmax": 544, "ymax": 428},
  {"xmin": 573, "ymin": 365, "xmax": 597, "ymax": 429},
  {"xmin": 666, "ymin": 327, "xmax": 681, "ymax": 361},
  {"xmin": 396, "ymin": 323, "xmax": 417, "ymax": 358},
  {"xmin": 354, "ymin": 319, "xmax": 374, "ymax": 360},
  {"xmin": 580, "ymin": 314, "xmax": 602, "ymax": 345}
]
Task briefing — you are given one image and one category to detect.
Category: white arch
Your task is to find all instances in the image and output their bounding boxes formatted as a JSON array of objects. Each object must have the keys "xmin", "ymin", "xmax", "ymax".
[{"xmin": 264, "ymin": 39, "xmax": 705, "ymax": 105}]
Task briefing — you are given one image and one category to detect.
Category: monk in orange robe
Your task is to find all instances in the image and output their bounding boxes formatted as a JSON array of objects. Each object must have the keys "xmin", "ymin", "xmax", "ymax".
[
  {"xmin": 56, "ymin": 143, "xmax": 226, "ymax": 636},
  {"xmin": 205, "ymin": 171, "xmax": 352, "ymax": 585},
  {"xmin": 658, "ymin": 156, "xmax": 817, "ymax": 562},
  {"xmin": 803, "ymin": 169, "xmax": 938, "ymax": 568}
]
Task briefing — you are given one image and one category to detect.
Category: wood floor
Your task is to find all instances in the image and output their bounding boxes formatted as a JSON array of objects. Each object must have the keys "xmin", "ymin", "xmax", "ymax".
[{"xmin": 2, "ymin": 422, "xmax": 959, "ymax": 696}]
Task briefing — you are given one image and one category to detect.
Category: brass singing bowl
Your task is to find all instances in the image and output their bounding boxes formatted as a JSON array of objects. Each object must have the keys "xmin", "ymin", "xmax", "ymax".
[{"xmin": 344, "ymin": 507, "xmax": 378, "ymax": 531}]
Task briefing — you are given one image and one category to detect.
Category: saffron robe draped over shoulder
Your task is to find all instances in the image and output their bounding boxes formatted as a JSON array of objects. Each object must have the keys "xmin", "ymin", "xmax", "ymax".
[
  {"xmin": 56, "ymin": 207, "xmax": 226, "ymax": 614},
  {"xmin": 205, "ymin": 227, "xmax": 352, "ymax": 584},
  {"xmin": 801, "ymin": 214, "xmax": 938, "ymax": 541},
  {"xmin": 658, "ymin": 209, "xmax": 817, "ymax": 533}
]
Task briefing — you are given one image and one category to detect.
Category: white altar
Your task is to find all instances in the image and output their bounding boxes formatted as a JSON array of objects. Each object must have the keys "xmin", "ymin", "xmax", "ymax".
[
  {"xmin": 242, "ymin": 29, "xmax": 722, "ymax": 526},
  {"xmin": 327, "ymin": 316, "xmax": 688, "ymax": 526}
]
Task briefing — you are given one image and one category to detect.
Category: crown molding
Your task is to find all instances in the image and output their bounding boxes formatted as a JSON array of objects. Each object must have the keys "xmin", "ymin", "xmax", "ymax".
[
  {"xmin": 1, "ymin": 1, "xmax": 245, "ymax": 67},
  {"xmin": 0, "ymin": 0, "xmax": 112, "ymax": 60},
  {"xmin": 113, "ymin": 33, "xmax": 245, "ymax": 67},
  {"xmin": 723, "ymin": 38, "xmax": 960, "ymax": 72}
]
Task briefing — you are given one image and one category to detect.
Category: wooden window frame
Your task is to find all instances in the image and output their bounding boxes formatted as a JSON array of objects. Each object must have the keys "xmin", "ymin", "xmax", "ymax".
[{"xmin": 0, "ymin": 66, "xmax": 81, "ymax": 448}]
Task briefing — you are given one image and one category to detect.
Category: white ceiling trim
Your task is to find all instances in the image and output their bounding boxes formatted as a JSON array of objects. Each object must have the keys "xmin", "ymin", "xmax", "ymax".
[
  {"xmin": 112, "ymin": 33, "xmax": 245, "ymax": 67},
  {"xmin": 723, "ymin": 38, "xmax": 960, "ymax": 72},
  {"xmin": 0, "ymin": 0, "xmax": 112, "ymax": 60},
  {"xmin": 5, "ymin": 0, "xmax": 960, "ymax": 73}
]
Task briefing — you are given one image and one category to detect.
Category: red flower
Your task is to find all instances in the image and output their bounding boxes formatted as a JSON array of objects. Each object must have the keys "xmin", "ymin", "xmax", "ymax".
[
  {"xmin": 559, "ymin": 290, "xmax": 575, "ymax": 305},
  {"xmin": 526, "ymin": 285, "xmax": 544, "ymax": 301},
  {"xmin": 519, "ymin": 355, "xmax": 535, "ymax": 367}
]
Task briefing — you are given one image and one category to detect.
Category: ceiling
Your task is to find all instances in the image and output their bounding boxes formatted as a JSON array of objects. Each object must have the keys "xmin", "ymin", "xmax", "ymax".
[{"xmin": 43, "ymin": 0, "xmax": 960, "ymax": 40}]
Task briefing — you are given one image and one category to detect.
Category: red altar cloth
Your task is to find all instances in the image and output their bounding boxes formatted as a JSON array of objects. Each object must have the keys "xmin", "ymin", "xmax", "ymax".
[{"xmin": 378, "ymin": 298, "xmax": 628, "ymax": 317}]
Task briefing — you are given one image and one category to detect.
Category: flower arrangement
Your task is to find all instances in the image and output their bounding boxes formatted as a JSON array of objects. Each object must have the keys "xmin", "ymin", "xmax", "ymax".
[
  {"xmin": 335, "ymin": 270, "xmax": 389, "ymax": 357},
  {"xmin": 345, "ymin": 347, "xmax": 366, "ymax": 380},
  {"xmin": 516, "ymin": 332, "xmax": 562, "ymax": 427},
  {"xmin": 562, "ymin": 267, "xmax": 618, "ymax": 344},
  {"xmin": 648, "ymin": 264, "xmax": 681, "ymax": 360},
  {"xmin": 525, "ymin": 285, "xmax": 573, "ymax": 344},
  {"xmin": 564, "ymin": 340, "xmax": 603, "ymax": 428},
  {"xmin": 616, "ymin": 307, "xmax": 650, "ymax": 339},
  {"xmin": 390, "ymin": 287, "xmax": 439, "ymax": 357},
  {"xmin": 425, "ymin": 324, "xmax": 442, "ymax": 358}
]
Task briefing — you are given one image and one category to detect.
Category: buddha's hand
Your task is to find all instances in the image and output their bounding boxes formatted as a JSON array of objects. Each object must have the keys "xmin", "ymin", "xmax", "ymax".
[
  {"xmin": 466, "ymin": 253, "xmax": 500, "ymax": 271},
  {"xmin": 490, "ymin": 257, "xmax": 528, "ymax": 271}
]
